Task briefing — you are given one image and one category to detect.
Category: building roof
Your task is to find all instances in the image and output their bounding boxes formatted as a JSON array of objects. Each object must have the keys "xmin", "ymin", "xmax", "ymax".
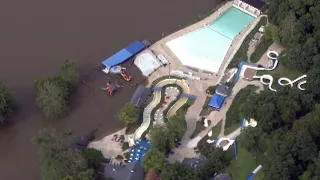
[
  {"xmin": 242, "ymin": 0, "xmax": 266, "ymax": 10},
  {"xmin": 181, "ymin": 155, "xmax": 207, "ymax": 167},
  {"xmin": 243, "ymin": 68, "xmax": 257, "ymax": 80},
  {"xmin": 104, "ymin": 161, "xmax": 144, "ymax": 180},
  {"xmin": 102, "ymin": 41, "xmax": 146, "ymax": 68},
  {"xmin": 215, "ymin": 84, "xmax": 231, "ymax": 96},
  {"xmin": 218, "ymin": 173, "xmax": 232, "ymax": 180},
  {"xmin": 130, "ymin": 85, "xmax": 151, "ymax": 108},
  {"xmin": 208, "ymin": 93, "xmax": 227, "ymax": 111}
]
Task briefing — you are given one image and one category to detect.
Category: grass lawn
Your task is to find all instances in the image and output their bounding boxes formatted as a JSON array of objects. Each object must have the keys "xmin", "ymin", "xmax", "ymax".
[
  {"xmin": 224, "ymin": 122, "xmax": 241, "ymax": 136},
  {"xmin": 190, "ymin": 119, "xmax": 206, "ymax": 139},
  {"xmin": 211, "ymin": 120, "xmax": 222, "ymax": 138},
  {"xmin": 227, "ymin": 145, "xmax": 264, "ymax": 180},
  {"xmin": 256, "ymin": 61, "xmax": 303, "ymax": 79},
  {"xmin": 199, "ymin": 96, "xmax": 212, "ymax": 116}
]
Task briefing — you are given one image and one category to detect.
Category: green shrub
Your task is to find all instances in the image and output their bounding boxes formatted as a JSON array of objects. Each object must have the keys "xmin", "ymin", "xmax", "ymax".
[
  {"xmin": 82, "ymin": 148, "xmax": 103, "ymax": 169},
  {"xmin": 121, "ymin": 142, "xmax": 129, "ymax": 151},
  {"xmin": 250, "ymin": 37, "xmax": 273, "ymax": 63},
  {"xmin": 206, "ymin": 85, "xmax": 217, "ymax": 95},
  {"xmin": 0, "ymin": 84, "xmax": 14, "ymax": 123}
]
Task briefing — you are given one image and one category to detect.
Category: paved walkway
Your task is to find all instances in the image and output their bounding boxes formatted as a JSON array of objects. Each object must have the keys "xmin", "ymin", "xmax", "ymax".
[{"xmin": 187, "ymin": 80, "xmax": 264, "ymax": 148}]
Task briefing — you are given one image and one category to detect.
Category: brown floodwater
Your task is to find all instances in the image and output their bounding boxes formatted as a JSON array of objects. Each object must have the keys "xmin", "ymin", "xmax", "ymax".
[{"xmin": 0, "ymin": 0, "xmax": 222, "ymax": 179}]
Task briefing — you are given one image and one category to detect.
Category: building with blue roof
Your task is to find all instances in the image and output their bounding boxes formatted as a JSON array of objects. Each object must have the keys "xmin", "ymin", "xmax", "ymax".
[
  {"xmin": 102, "ymin": 41, "xmax": 146, "ymax": 68},
  {"xmin": 208, "ymin": 93, "xmax": 227, "ymax": 111}
]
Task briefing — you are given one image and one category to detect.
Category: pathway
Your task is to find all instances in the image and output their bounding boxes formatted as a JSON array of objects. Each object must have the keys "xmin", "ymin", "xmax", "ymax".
[{"xmin": 187, "ymin": 80, "xmax": 264, "ymax": 148}]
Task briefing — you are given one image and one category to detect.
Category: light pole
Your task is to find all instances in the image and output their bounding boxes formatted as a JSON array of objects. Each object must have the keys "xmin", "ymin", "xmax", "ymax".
[{"xmin": 168, "ymin": 62, "xmax": 171, "ymax": 78}]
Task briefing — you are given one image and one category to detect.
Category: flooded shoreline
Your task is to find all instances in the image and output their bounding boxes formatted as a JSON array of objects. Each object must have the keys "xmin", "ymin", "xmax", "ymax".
[{"xmin": 0, "ymin": 0, "xmax": 222, "ymax": 179}]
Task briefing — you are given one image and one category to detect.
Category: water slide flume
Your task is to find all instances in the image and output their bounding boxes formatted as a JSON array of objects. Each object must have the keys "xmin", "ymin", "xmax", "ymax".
[
  {"xmin": 133, "ymin": 79, "xmax": 189, "ymax": 142},
  {"xmin": 242, "ymin": 51, "xmax": 307, "ymax": 91}
]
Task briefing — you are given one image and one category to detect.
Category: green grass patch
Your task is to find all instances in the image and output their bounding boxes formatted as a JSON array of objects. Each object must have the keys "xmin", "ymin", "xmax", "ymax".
[
  {"xmin": 227, "ymin": 145, "xmax": 264, "ymax": 180},
  {"xmin": 224, "ymin": 122, "xmax": 241, "ymax": 136},
  {"xmin": 169, "ymin": 99, "xmax": 195, "ymax": 138},
  {"xmin": 225, "ymin": 86, "xmax": 257, "ymax": 131},
  {"xmin": 227, "ymin": 17, "xmax": 268, "ymax": 69},
  {"xmin": 196, "ymin": 120, "xmax": 222, "ymax": 156},
  {"xmin": 250, "ymin": 37, "xmax": 273, "ymax": 63},
  {"xmin": 211, "ymin": 120, "xmax": 222, "ymax": 138},
  {"xmin": 121, "ymin": 142, "xmax": 129, "ymax": 151},
  {"xmin": 199, "ymin": 96, "xmax": 212, "ymax": 116},
  {"xmin": 256, "ymin": 61, "xmax": 303, "ymax": 80},
  {"xmin": 190, "ymin": 118, "xmax": 207, "ymax": 139}
]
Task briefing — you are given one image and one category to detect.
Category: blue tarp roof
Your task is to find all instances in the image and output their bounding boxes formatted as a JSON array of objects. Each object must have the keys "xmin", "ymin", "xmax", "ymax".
[
  {"xmin": 102, "ymin": 41, "xmax": 146, "ymax": 68},
  {"xmin": 208, "ymin": 93, "xmax": 226, "ymax": 110}
]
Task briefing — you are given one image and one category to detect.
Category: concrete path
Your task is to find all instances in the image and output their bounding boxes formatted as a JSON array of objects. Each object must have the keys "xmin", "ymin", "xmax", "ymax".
[{"xmin": 187, "ymin": 80, "xmax": 264, "ymax": 148}]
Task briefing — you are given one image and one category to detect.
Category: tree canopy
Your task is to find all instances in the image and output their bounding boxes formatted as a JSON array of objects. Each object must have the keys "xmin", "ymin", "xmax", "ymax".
[
  {"xmin": 32, "ymin": 127, "xmax": 87, "ymax": 180},
  {"xmin": 35, "ymin": 60, "xmax": 78, "ymax": 118},
  {"xmin": 142, "ymin": 148, "xmax": 166, "ymax": 172},
  {"xmin": 118, "ymin": 102, "xmax": 139, "ymax": 124},
  {"xmin": 0, "ymin": 84, "xmax": 14, "ymax": 123}
]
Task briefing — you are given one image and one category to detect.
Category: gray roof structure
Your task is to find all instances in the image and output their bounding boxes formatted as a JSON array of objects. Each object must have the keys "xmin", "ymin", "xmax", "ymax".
[
  {"xmin": 218, "ymin": 173, "xmax": 232, "ymax": 180},
  {"xmin": 104, "ymin": 161, "xmax": 144, "ymax": 180},
  {"xmin": 130, "ymin": 85, "xmax": 151, "ymax": 108},
  {"xmin": 181, "ymin": 155, "xmax": 207, "ymax": 168},
  {"xmin": 242, "ymin": 0, "xmax": 266, "ymax": 10},
  {"xmin": 215, "ymin": 84, "xmax": 231, "ymax": 97}
]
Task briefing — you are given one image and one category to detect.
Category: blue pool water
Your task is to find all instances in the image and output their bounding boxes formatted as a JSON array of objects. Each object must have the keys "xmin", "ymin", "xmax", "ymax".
[
  {"xmin": 208, "ymin": 7, "xmax": 255, "ymax": 40},
  {"xmin": 166, "ymin": 6, "xmax": 255, "ymax": 73}
]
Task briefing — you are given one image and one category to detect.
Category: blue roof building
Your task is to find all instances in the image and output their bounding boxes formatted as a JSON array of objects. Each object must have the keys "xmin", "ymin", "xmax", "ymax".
[
  {"xmin": 102, "ymin": 41, "xmax": 146, "ymax": 68},
  {"xmin": 208, "ymin": 93, "xmax": 227, "ymax": 111}
]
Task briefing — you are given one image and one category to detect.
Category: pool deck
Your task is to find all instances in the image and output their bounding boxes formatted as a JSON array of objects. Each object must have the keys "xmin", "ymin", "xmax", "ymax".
[{"xmin": 149, "ymin": 1, "xmax": 260, "ymax": 85}]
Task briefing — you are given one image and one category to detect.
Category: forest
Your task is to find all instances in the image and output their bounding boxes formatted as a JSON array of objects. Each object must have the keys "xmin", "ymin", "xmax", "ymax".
[{"xmin": 236, "ymin": 0, "xmax": 320, "ymax": 179}]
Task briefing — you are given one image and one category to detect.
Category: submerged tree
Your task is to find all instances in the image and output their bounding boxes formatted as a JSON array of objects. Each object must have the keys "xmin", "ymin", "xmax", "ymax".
[
  {"xmin": 35, "ymin": 60, "xmax": 78, "ymax": 118},
  {"xmin": 0, "ymin": 84, "xmax": 14, "ymax": 123},
  {"xmin": 118, "ymin": 102, "xmax": 138, "ymax": 124},
  {"xmin": 32, "ymin": 126, "xmax": 87, "ymax": 180}
]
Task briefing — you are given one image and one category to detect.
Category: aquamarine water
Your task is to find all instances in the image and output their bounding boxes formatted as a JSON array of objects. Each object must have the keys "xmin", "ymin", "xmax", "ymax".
[
  {"xmin": 166, "ymin": 6, "xmax": 255, "ymax": 73},
  {"xmin": 208, "ymin": 7, "xmax": 255, "ymax": 39}
]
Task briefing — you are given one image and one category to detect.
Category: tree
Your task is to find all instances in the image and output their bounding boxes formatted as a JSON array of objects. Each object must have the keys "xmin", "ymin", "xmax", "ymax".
[
  {"xmin": 142, "ymin": 148, "xmax": 166, "ymax": 172},
  {"xmin": 82, "ymin": 148, "xmax": 103, "ymax": 169},
  {"xmin": 264, "ymin": 23, "xmax": 280, "ymax": 43},
  {"xmin": 238, "ymin": 127, "xmax": 266, "ymax": 156},
  {"xmin": 60, "ymin": 59, "xmax": 79, "ymax": 91},
  {"xmin": 35, "ymin": 60, "xmax": 78, "ymax": 118},
  {"xmin": 59, "ymin": 169, "xmax": 94, "ymax": 180},
  {"xmin": 206, "ymin": 148, "xmax": 232, "ymax": 172},
  {"xmin": 35, "ymin": 77, "xmax": 68, "ymax": 118},
  {"xmin": 160, "ymin": 163, "xmax": 181, "ymax": 180},
  {"xmin": 0, "ymin": 84, "xmax": 14, "ymax": 123},
  {"xmin": 118, "ymin": 102, "xmax": 138, "ymax": 124},
  {"xmin": 149, "ymin": 125, "xmax": 171, "ymax": 153},
  {"xmin": 32, "ymin": 127, "xmax": 87, "ymax": 180},
  {"xmin": 145, "ymin": 168, "xmax": 159, "ymax": 180}
]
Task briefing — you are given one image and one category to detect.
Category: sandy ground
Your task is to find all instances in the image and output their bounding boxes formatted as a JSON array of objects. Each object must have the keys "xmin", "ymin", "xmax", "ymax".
[{"xmin": 88, "ymin": 128, "xmax": 130, "ymax": 158}]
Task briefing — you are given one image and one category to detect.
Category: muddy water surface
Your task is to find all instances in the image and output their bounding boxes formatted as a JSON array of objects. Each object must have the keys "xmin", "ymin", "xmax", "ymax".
[{"xmin": 0, "ymin": 0, "xmax": 222, "ymax": 179}]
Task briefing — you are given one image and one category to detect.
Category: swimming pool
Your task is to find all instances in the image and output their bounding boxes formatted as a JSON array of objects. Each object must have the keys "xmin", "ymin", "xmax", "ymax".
[{"xmin": 166, "ymin": 6, "xmax": 255, "ymax": 73}]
